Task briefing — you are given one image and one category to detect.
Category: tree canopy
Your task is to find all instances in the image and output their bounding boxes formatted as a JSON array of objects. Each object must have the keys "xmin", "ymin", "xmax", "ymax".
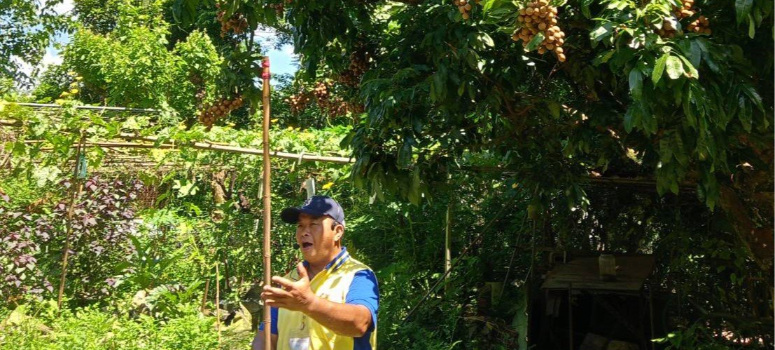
[
  {"xmin": 193, "ymin": 0, "xmax": 773, "ymax": 269},
  {"xmin": 0, "ymin": 0, "xmax": 772, "ymax": 348}
]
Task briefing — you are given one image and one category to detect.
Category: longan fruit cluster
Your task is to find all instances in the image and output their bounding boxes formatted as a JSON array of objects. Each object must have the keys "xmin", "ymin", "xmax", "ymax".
[
  {"xmin": 512, "ymin": 0, "xmax": 566, "ymax": 62},
  {"xmin": 287, "ymin": 92, "xmax": 310, "ymax": 114},
  {"xmin": 310, "ymin": 82, "xmax": 346, "ymax": 115},
  {"xmin": 312, "ymin": 81, "xmax": 330, "ymax": 103},
  {"xmin": 285, "ymin": 82, "xmax": 329, "ymax": 115},
  {"xmin": 455, "ymin": 0, "xmax": 480, "ymax": 20},
  {"xmin": 677, "ymin": 0, "xmax": 711, "ymax": 35},
  {"xmin": 216, "ymin": 5, "xmax": 248, "ymax": 37},
  {"xmin": 198, "ymin": 96, "xmax": 244, "ymax": 129},
  {"xmin": 286, "ymin": 82, "xmax": 363, "ymax": 117},
  {"xmin": 658, "ymin": 0, "xmax": 711, "ymax": 37},
  {"xmin": 339, "ymin": 46, "xmax": 372, "ymax": 86}
]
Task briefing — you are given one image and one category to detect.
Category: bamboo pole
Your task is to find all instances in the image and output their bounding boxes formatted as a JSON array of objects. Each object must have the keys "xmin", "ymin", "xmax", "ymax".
[
  {"xmin": 444, "ymin": 204, "xmax": 451, "ymax": 295},
  {"xmin": 57, "ymin": 133, "xmax": 86, "ymax": 308},
  {"xmin": 216, "ymin": 262, "xmax": 222, "ymax": 348},
  {"xmin": 201, "ymin": 278, "xmax": 210, "ymax": 313},
  {"xmin": 261, "ymin": 57, "xmax": 273, "ymax": 350},
  {"xmin": 7, "ymin": 102, "xmax": 158, "ymax": 113},
  {"xmin": 25, "ymin": 138, "xmax": 355, "ymax": 164}
]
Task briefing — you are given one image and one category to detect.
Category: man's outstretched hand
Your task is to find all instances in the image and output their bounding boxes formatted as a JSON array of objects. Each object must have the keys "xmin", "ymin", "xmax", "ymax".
[
  {"xmin": 260, "ymin": 261, "xmax": 373, "ymax": 337},
  {"xmin": 262, "ymin": 262, "xmax": 319, "ymax": 313}
]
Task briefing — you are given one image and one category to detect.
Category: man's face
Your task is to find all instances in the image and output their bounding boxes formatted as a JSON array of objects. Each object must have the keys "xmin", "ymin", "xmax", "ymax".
[{"xmin": 296, "ymin": 213, "xmax": 342, "ymax": 266}]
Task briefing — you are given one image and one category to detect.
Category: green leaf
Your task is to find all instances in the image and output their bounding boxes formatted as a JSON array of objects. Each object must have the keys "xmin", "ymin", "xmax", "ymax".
[
  {"xmin": 673, "ymin": 132, "xmax": 689, "ymax": 166},
  {"xmin": 660, "ymin": 136, "xmax": 673, "ymax": 164},
  {"xmin": 748, "ymin": 14, "xmax": 756, "ymax": 38},
  {"xmin": 479, "ymin": 32, "xmax": 495, "ymax": 48},
  {"xmin": 525, "ymin": 32, "xmax": 545, "ymax": 52},
  {"xmin": 670, "ymin": 179, "xmax": 679, "ymax": 194},
  {"xmin": 678, "ymin": 55, "xmax": 699, "ymax": 79},
  {"xmin": 546, "ymin": 101, "xmax": 561, "ymax": 119},
  {"xmin": 624, "ymin": 104, "xmax": 642, "ymax": 132},
  {"xmin": 688, "ymin": 40, "xmax": 703, "ymax": 67},
  {"xmin": 735, "ymin": 0, "xmax": 753, "ymax": 24},
  {"xmin": 665, "ymin": 56, "xmax": 684, "ymax": 80},
  {"xmin": 629, "ymin": 68, "xmax": 643, "ymax": 98},
  {"xmin": 643, "ymin": 111, "xmax": 658, "ymax": 134},
  {"xmin": 742, "ymin": 84, "xmax": 765, "ymax": 112},
  {"xmin": 589, "ymin": 23, "xmax": 613, "ymax": 42},
  {"xmin": 593, "ymin": 50, "xmax": 615, "ymax": 66},
  {"xmin": 739, "ymin": 96, "xmax": 752, "ymax": 132},
  {"xmin": 652, "ymin": 53, "xmax": 668, "ymax": 85}
]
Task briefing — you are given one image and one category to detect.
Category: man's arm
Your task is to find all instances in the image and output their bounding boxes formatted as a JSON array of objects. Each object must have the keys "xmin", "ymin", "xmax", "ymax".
[
  {"xmin": 262, "ymin": 262, "xmax": 373, "ymax": 337},
  {"xmin": 251, "ymin": 330, "xmax": 278, "ymax": 350},
  {"xmin": 305, "ymin": 298, "xmax": 372, "ymax": 337}
]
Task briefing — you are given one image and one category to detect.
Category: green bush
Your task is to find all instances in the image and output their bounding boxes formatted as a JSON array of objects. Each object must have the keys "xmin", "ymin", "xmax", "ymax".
[{"xmin": 0, "ymin": 301, "xmax": 249, "ymax": 350}]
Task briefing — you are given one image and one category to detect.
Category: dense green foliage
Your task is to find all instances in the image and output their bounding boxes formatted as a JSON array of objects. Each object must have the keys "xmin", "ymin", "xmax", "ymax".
[
  {"xmin": 0, "ymin": 301, "xmax": 241, "ymax": 349},
  {"xmin": 1, "ymin": 0, "xmax": 772, "ymax": 348},
  {"xmin": 0, "ymin": 0, "xmax": 70, "ymax": 85}
]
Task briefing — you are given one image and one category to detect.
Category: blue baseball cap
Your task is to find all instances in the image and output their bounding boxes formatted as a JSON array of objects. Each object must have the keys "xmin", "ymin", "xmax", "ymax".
[{"xmin": 280, "ymin": 195, "xmax": 345, "ymax": 227}]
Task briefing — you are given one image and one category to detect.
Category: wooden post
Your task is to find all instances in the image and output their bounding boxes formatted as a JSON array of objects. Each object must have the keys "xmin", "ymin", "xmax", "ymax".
[
  {"xmin": 261, "ymin": 57, "xmax": 273, "ymax": 350},
  {"xmin": 57, "ymin": 133, "xmax": 86, "ymax": 308},
  {"xmin": 201, "ymin": 278, "xmax": 210, "ymax": 313},
  {"xmin": 304, "ymin": 178, "xmax": 316, "ymax": 199},
  {"xmin": 216, "ymin": 263, "xmax": 222, "ymax": 348},
  {"xmin": 444, "ymin": 204, "xmax": 451, "ymax": 294}
]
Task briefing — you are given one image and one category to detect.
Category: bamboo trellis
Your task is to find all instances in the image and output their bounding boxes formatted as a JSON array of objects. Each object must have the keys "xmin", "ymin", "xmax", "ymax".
[{"xmin": 0, "ymin": 60, "xmax": 337, "ymax": 349}]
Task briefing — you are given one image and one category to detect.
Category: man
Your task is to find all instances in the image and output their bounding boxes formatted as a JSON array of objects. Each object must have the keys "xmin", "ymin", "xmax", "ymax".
[{"xmin": 252, "ymin": 196, "xmax": 379, "ymax": 350}]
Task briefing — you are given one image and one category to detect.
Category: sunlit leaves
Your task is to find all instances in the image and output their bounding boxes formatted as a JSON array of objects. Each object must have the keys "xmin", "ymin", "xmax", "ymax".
[
  {"xmin": 652, "ymin": 52, "xmax": 668, "ymax": 84},
  {"xmin": 665, "ymin": 55, "xmax": 684, "ymax": 79}
]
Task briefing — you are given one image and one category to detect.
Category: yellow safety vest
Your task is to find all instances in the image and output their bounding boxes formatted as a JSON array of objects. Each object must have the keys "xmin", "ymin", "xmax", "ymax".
[{"xmin": 276, "ymin": 250, "xmax": 377, "ymax": 350}]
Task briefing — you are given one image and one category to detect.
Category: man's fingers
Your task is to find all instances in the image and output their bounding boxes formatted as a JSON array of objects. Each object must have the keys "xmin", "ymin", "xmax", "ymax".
[
  {"xmin": 271, "ymin": 276, "xmax": 296, "ymax": 289},
  {"xmin": 296, "ymin": 262, "xmax": 309, "ymax": 280},
  {"xmin": 263, "ymin": 286, "xmax": 293, "ymax": 298}
]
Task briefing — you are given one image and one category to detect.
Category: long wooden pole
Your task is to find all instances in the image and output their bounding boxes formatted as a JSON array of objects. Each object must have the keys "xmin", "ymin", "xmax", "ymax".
[
  {"xmin": 58, "ymin": 133, "xmax": 86, "ymax": 308},
  {"xmin": 261, "ymin": 57, "xmax": 273, "ymax": 350},
  {"xmin": 216, "ymin": 262, "xmax": 222, "ymax": 348},
  {"xmin": 29, "ymin": 139, "xmax": 355, "ymax": 164},
  {"xmin": 444, "ymin": 204, "xmax": 451, "ymax": 295}
]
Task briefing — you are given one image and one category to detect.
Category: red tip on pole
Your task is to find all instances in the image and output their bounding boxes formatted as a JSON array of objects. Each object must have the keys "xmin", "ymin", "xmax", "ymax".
[{"xmin": 262, "ymin": 57, "xmax": 271, "ymax": 79}]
